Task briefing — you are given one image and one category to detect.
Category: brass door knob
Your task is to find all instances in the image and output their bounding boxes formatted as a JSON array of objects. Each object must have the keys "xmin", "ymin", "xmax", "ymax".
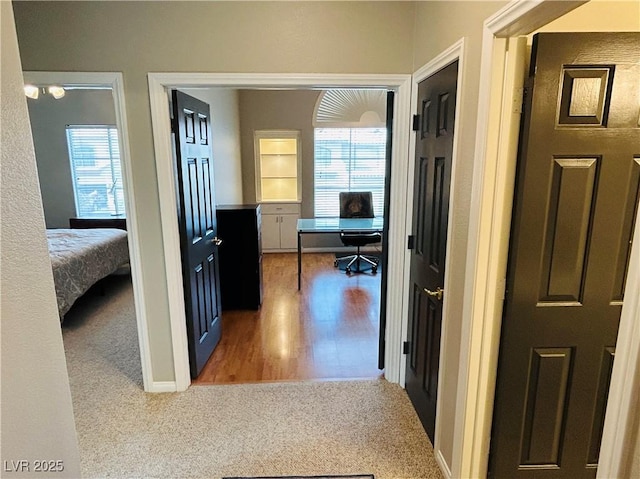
[{"xmin": 423, "ymin": 287, "xmax": 444, "ymax": 301}]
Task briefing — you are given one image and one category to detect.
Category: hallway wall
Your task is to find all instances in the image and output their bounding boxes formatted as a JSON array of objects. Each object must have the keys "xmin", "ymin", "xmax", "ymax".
[
  {"xmin": 12, "ymin": 0, "xmax": 415, "ymax": 382},
  {"xmin": 1, "ymin": 1, "xmax": 81, "ymax": 474}
]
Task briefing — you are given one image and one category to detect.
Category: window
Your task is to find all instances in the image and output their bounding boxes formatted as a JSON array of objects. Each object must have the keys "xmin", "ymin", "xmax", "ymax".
[
  {"xmin": 314, "ymin": 127, "xmax": 386, "ymax": 217},
  {"xmin": 66, "ymin": 126, "xmax": 125, "ymax": 218}
]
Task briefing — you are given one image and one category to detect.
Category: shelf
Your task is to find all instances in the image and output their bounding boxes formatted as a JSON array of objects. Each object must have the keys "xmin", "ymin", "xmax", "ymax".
[{"xmin": 255, "ymin": 130, "xmax": 301, "ymax": 203}]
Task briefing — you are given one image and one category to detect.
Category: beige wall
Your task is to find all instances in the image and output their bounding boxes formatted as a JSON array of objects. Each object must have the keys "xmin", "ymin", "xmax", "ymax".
[
  {"xmin": 27, "ymin": 89, "xmax": 117, "ymax": 228},
  {"xmin": 239, "ymin": 89, "xmax": 319, "ymax": 216},
  {"xmin": 412, "ymin": 0, "xmax": 507, "ymax": 468},
  {"xmin": 534, "ymin": 0, "xmax": 640, "ymax": 33},
  {"xmin": 12, "ymin": 1, "xmax": 415, "ymax": 381},
  {"xmin": 0, "ymin": 1, "xmax": 81, "ymax": 474},
  {"xmin": 181, "ymin": 88, "xmax": 244, "ymax": 206}
]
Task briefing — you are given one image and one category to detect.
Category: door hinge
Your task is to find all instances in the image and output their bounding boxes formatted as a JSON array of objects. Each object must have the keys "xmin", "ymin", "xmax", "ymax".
[
  {"xmin": 403, "ymin": 341, "xmax": 410, "ymax": 354},
  {"xmin": 412, "ymin": 114, "xmax": 420, "ymax": 131},
  {"xmin": 513, "ymin": 87, "xmax": 524, "ymax": 114},
  {"xmin": 407, "ymin": 235, "xmax": 415, "ymax": 250}
]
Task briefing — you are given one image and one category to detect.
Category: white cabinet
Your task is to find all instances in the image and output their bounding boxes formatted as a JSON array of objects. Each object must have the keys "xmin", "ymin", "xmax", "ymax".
[
  {"xmin": 260, "ymin": 203, "xmax": 300, "ymax": 252},
  {"xmin": 254, "ymin": 130, "xmax": 301, "ymax": 203}
]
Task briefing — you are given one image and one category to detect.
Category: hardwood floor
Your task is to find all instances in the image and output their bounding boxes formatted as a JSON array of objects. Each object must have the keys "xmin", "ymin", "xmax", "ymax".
[{"xmin": 194, "ymin": 253, "xmax": 383, "ymax": 384}]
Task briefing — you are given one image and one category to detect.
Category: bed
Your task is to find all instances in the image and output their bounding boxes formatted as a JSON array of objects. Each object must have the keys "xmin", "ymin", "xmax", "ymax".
[{"xmin": 47, "ymin": 228, "xmax": 130, "ymax": 318}]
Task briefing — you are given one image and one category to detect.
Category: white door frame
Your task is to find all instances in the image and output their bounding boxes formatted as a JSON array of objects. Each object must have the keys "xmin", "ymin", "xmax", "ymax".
[
  {"xmin": 22, "ymin": 71, "xmax": 153, "ymax": 392},
  {"xmin": 147, "ymin": 73, "xmax": 412, "ymax": 392},
  {"xmin": 455, "ymin": 1, "xmax": 640, "ymax": 478}
]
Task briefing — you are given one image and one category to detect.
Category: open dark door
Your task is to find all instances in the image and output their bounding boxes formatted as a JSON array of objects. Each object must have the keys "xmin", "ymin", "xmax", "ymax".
[
  {"xmin": 171, "ymin": 90, "xmax": 223, "ymax": 379},
  {"xmin": 490, "ymin": 33, "xmax": 640, "ymax": 478},
  {"xmin": 378, "ymin": 90, "xmax": 394, "ymax": 370},
  {"xmin": 405, "ymin": 61, "xmax": 458, "ymax": 442}
]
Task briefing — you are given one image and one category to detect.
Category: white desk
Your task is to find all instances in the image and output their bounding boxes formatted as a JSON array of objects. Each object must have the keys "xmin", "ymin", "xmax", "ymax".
[{"xmin": 296, "ymin": 217, "xmax": 384, "ymax": 289}]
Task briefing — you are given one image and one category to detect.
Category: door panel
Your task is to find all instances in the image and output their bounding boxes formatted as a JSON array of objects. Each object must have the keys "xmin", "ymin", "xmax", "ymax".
[
  {"xmin": 405, "ymin": 61, "xmax": 458, "ymax": 443},
  {"xmin": 490, "ymin": 33, "xmax": 640, "ymax": 478},
  {"xmin": 172, "ymin": 90, "xmax": 222, "ymax": 379},
  {"xmin": 261, "ymin": 214, "xmax": 280, "ymax": 250}
]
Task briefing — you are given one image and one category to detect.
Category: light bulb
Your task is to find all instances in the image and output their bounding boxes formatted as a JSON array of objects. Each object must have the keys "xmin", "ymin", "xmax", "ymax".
[
  {"xmin": 48, "ymin": 86, "xmax": 65, "ymax": 99},
  {"xmin": 24, "ymin": 85, "xmax": 39, "ymax": 99}
]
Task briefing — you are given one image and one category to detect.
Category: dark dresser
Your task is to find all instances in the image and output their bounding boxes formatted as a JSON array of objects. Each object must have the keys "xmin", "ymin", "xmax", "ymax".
[{"xmin": 216, "ymin": 204, "xmax": 263, "ymax": 310}]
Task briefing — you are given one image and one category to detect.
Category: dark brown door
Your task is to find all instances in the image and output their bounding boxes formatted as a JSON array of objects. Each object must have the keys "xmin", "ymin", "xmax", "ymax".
[
  {"xmin": 490, "ymin": 33, "xmax": 640, "ymax": 478},
  {"xmin": 171, "ymin": 90, "xmax": 223, "ymax": 379},
  {"xmin": 378, "ymin": 89, "xmax": 394, "ymax": 370},
  {"xmin": 405, "ymin": 61, "xmax": 458, "ymax": 442}
]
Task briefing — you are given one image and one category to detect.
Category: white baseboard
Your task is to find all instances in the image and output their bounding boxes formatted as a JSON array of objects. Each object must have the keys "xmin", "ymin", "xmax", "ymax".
[
  {"xmin": 435, "ymin": 449, "xmax": 452, "ymax": 479},
  {"xmin": 149, "ymin": 381, "xmax": 178, "ymax": 393},
  {"xmin": 262, "ymin": 246, "xmax": 381, "ymax": 254},
  {"xmin": 301, "ymin": 246, "xmax": 381, "ymax": 254}
]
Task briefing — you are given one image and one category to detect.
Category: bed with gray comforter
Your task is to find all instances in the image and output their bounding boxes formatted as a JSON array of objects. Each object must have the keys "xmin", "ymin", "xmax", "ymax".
[{"xmin": 47, "ymin": 228, "xmax": 129, "ymax": 318}]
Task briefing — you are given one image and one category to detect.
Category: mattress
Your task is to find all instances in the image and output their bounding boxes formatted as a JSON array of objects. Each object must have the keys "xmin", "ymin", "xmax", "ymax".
[{"xmin": 47, "ymin": 228, "xmax": 129, "ymax": 318}]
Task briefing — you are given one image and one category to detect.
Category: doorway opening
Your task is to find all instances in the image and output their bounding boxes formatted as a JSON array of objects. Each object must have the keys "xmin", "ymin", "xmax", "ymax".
[
  {"xmin": 148, "ymin": 74, "xmax": 412, "ymax": 392},
  {"xmin": 23, "ymin": 71, "xmax": 149, "ymax": 390},
  {"xmin": 163, "ymin": 85, "xmax": 398, "ymax": 385}
]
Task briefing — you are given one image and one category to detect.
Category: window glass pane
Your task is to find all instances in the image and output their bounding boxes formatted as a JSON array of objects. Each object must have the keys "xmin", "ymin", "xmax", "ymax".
[
  {"xmin": 314, "ymin": 127, "xmax": 386, "ymax": 217},
  {"xmin": 66, "ymin": 126, "xmax": 125, "ymax": 218}
]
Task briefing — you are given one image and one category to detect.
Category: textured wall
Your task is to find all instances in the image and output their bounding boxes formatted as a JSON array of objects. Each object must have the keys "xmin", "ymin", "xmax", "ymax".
[
  {"xmin": 27, "ymin": 89, "xmax": 117, "ymax": 228},
  {"xmin": 1, "ymin": 1, "xmax": 81, "ymax": 474},
  {"xmin": 12, "ymin": 1, "xmax": 415, "ymax": 381}
]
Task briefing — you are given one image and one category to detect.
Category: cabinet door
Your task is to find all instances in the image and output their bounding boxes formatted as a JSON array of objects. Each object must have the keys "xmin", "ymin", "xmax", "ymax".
[
  {"xmin": 279, "ymin": 214, "xmax": 299, "ymax": 250},
  {"xmin": 261, "ymin": 214, "xmax": 281, "ymax": 250}
]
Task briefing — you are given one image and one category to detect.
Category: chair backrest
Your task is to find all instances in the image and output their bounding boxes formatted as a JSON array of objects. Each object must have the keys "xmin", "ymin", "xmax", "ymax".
[{"xmin": 339, "ymin": 192, "xmax": 375, "ymax": 218}]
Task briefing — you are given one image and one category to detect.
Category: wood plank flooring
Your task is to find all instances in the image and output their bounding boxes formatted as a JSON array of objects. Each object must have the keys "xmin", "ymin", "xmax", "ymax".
[{"xmin": 194, "ymin": 253, "xmax": 383, "ymax": 384}]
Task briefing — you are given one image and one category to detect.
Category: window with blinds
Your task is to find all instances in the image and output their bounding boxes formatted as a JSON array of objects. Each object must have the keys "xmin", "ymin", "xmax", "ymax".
[
  {"xmin": 314, "ymin": 127, "xmax": 387, "ymax": 217},
  {"xmin": 66, "ymin": 126, "xmax": 125, "ymax": 218}
]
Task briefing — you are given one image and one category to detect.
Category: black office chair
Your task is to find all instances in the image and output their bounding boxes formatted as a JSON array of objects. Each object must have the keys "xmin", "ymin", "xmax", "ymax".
[{"xmin": 334, "ymin": 191, "xmax": 382, "ymax": 274}]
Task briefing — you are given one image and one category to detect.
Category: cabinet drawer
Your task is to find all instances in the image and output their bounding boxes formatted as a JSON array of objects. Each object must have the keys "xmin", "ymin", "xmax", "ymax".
[{"xmin": 260, "ymin": 203, "xmax": 301, "ymax": 215}]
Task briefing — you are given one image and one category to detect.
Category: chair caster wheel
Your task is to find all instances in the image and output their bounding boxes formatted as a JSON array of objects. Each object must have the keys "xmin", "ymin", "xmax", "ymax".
[
  {"xmin": 372, "ymin": 267, "xmax": 377, "ymax": 274},
  {"xmin": 334, "ymin": 260, "xmax": 339, "ymax": 267},
  {"xmin": 346, "ymin": 267, "xmax": 351, "ymax": 274}
]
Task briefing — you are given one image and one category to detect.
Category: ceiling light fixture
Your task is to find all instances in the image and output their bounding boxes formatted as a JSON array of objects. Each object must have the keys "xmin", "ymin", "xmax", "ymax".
[{"xmin": 24, "ymin": 84, "xmax": 66, "ymax": 100}]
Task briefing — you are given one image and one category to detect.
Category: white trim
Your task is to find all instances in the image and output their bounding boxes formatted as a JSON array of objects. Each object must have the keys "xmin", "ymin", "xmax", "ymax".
[
  {"xmin": 598, "ymin": 211, "xmax": 640, "ymax": 478},
  {"xmin": 22, "ymin": 71, "xmax": 153, "ymax": 392},
  {"xmin": 294, "ymin": 246, "xmax": 382, "ymax": 254},
  {"xmin": 148, "ymin": 381, "xmax": 178, "ymax": 393},
  {"xmin": 148, "ymin": 73, "xmax": 412, "ymax": 391},
  {"xmin": 409, "ymin": 38, "xmax": 466, "ymax": 476},
  {"xmin": 435, "ymin": 449, "xmax": 453, "ymax": 479},
  {"xmin": 456, "ymin": 1, "xmax": 638, "ymax": 478}
]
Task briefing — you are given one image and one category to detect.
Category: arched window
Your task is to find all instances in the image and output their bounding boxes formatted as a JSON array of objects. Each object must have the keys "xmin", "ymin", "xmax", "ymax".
[{"xmin": 313, "ymin": 89, "xmax": 387, "ymax": 217}]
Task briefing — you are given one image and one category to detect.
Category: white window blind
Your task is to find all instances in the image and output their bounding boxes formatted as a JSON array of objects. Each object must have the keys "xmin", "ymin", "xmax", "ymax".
[
  {"xmin": 66, "ymin": 126, "xmax": 125, "ymax": 218},
  {"xmin": 314, "ymin": 127, "xmax": 387, "ymax": 217}
]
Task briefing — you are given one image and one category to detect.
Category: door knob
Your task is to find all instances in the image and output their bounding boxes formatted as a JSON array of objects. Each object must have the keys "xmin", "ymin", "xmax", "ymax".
[{"xmin": 424, "ymin": 287, "xmax": 444, "ymax": 301}]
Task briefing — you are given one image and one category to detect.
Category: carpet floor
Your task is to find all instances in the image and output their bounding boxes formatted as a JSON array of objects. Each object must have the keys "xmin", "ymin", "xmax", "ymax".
[{"xmin": 62, "ymin": 275, "xmax": 443, "ymax": 479}]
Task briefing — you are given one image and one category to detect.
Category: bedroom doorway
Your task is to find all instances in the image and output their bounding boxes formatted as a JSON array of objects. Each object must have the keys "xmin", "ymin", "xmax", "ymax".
[{"xmin": 22, "ymin": 71, "xmax": 149, "ymax": 390}]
